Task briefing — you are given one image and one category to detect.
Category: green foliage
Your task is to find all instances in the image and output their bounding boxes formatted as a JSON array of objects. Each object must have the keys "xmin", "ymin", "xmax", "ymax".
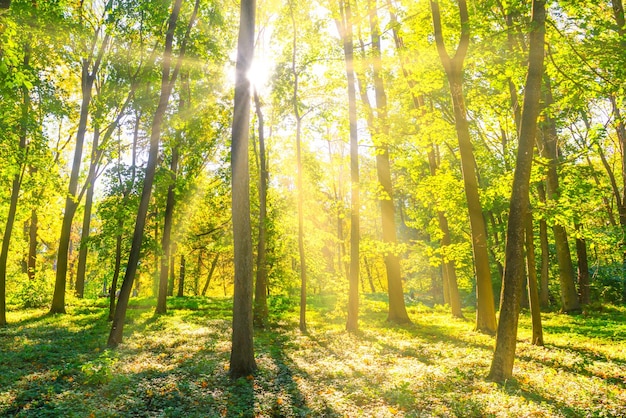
[
  {"xmin": 10, "ymin": 271, "xmax": 53, "ymax": 309},
  {"xmin": 81, "ymin": 350, "xmax": 117, "ymax": 385}
]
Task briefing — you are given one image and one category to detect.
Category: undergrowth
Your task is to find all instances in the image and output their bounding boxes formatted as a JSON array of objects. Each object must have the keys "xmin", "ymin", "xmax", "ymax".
[{"xmin": 1, "ymin": 295, "xmax": 624, "ymax": 417}]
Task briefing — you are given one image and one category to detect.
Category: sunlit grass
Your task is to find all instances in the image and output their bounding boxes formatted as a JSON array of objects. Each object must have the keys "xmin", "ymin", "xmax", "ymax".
[{"xmin": 1, "ymin": 295, "xmax": 625, "ymax": 416}]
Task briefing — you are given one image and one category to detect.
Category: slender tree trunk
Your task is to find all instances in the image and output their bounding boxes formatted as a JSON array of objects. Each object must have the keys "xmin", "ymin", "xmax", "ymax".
[
  {"xmin": 337, "ymin": 0, "xmax": 360, "ymax": 332},
  {"xmin": 525, "ymin": 212, "xmax": 544, "ymax": 346},
  {"xmin": 537, "ymin": 183, "xmax": 550, "ymax": 307},
  {"xmin": 168, "ymin": 250, "xmax": 176, "ymax": 296},
  {"xmin": 539, "ymin": 78, "xmax": 580, "ymax": 313},
  {"xmin": 75, "ymin": 125, "xmax": 100, "ymax": 298},
  {"xmin": 253, "ymin": 90, "xmax": 269, "ymax": 328},
  {"xmin": 108, "ymin": 230, "xmax": 122, "ymax": 321},
  {"xmin": 438, "ymin": 213, "xmax": 463, "ymax": 318},
  {"xmin": 27, "ymin": 208, "xmax": 37, "ymax": 280},
  {"xmin": 177, "ymin": 255, "xmax": 185, "ymax": 297},
  {"xmin": 0, "ymin": 47, "xmax": 29, "ymax": 326},
  {"xmin": 202, "ymin": 253, "xmax": 219, "ymax": 296},
  {"xmin": 431, "ymin": 0, "xmax": 496, "ymax": 334},
  {"xmin": 367, "ymin": 0, "xmax": 409, "ymax": 324},
  {"xmin": 108, "ymin": 0, "xmax": 184, "ymax": 346},
  {"xmin": 50, "ymin": 59, "xmax": 97, "ymax": 313},
  {"xmin": 229, "ymin": 0, "xmax": 257, "ymax": 378},
  {"xmin": 605, "ymin": 0, "xmax": 626, "ymax": 300},
  {"xmin": 288, "ymin": 1, "xmax": 308, "ymax": 333},
  {"xmin": 156, "ymin": 146, "xmax": 178, "ymax": 313},
  {"xmin": 489, "ymin": 0, "xmax": 545, "ymax": 382},
  {"xmin": 364, "ymin": 256, "xmax": 376, "ymax": 293},
  {"xmin": 575, "ymin": 223, "xmax": 590, "ymax": 305}
]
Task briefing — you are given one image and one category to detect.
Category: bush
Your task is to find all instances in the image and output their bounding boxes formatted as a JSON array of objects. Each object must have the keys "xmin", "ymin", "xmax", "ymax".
[{"xmin": 10, "ymin": 270, "xmax": 53, "ymax": 309}]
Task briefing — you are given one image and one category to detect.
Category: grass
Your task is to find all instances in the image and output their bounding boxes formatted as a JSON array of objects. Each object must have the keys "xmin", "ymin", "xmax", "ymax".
[{"xmin": 1, "ymin": 294, "xmax": 625, "ymax": 417}]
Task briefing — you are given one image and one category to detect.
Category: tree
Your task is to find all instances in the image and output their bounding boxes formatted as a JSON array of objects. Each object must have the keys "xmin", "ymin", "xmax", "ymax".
[
  {"xmin": 489, "ymin": 0, "xmax": 546, "ymax": 382},
  {"xmin": 336, "ymin": 0, "xmax": 360, "ymax": 332},
  {"xmin": 108, "ymin": 0, "xmax": 187, "ymax": 346},
  {"xmin": 50, "ymin": 1, "xmax": 112, "ymax": 314},
  {"xmin": 430, "ymin": 0, "xmax": 496, "ymax": 334},
  {"xmin": 0, "ymin": 43, "xmax": 30, "ymax": 326},
  {"xmin": 229, "ymin": 0, "xmax": 257, "ymax": 378},
  {"xmin": 253, "ymin": 89, "xmax": 269, "ymax": 328}
]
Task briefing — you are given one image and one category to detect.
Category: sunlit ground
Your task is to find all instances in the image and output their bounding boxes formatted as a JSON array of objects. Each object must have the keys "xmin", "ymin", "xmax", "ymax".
[{"xmin": 1, "ymin": 295, "xmax": 625, "ymax": 417}]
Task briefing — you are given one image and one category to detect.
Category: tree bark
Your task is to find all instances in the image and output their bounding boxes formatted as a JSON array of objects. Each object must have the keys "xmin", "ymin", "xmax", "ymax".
[
  {"xmin": 431, "ymin": 0, "xmax": 496, "ymax": 334},
  {"xmin": 229, "ymin": 0, "xmax": 257, "ymax": 378},
  {"xmin": 253, "ymin": 90, "xmax": 269, "ymax": 328},
  {"xmin": 525, "ymin": 212, "xmax": 544, "ymax": 346},
  {"xmin": 538, "ymin": 78, "xmax": 580, "ymax": 313},
  {"xmin": 108, "ymin": 0, "xmax": 184, "ymax": 346},
  {"xmin": 489, "ymin": 0, "xmax": 545, "ymax": 382}
]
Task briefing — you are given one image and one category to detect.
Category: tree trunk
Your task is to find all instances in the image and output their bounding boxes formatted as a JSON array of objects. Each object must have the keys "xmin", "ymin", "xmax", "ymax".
[
  {"xmin": 253, "ymin": 90, "xmax": 269, "ymax": 328},
  {"xmin": 50, "ymin": 55, "xmax": 98, "ymax": 314},
  {"xmin": 229, "ymin": 0, "xmax": 257, "ymax": 378},
  {"xmin": 27, "ymin": 208, "xmax": 37, "ymax": 280},
  {"xmin": 108, "ymin": 230, "xmax": 122, "ymax": 321},
  {"xmin": 177, "ymin": 255, "xmax": 185, "ymax": 297},
  {"xmin": 75, "ymin": 125, "xmax": 100, "ymax": 298},
  {"xmin": 367, "ymin": 0, "xmax": 410, "ymax": 324},
  {"xmin": 156, "ymin": 145, "xmax": 179, "ymax": 313},
  {"xmin": 575, "ymin": 223, "xmax": 590, "ymax": 305},
  {"xmin": 431, "ymin": 0, "xmax": 496, "ymax": 334},
  {"xmin": 488, "ymin": 0, "xmax": 545, "ymax": 382},
  {"xmin": 0, "ymin": 47, "xmax": 29, "ymax": 326},
  {"xmin": 202, "ymin": 253, "xmax": 219, "ymax": 296},
  {"xmin": 288, "ymin": 1, "xmax": 308, "ymax": 334},
  {"xmin": 539, "ymin": 78, "xmax": 580, "ymax": 313},
  {"xmin": 525, "ymin": 212, "xmax": 544, "ymax": 346},
  {"xmin": 108, "ymin": 0, "xmax": 184, "ymax": 346},
  {"xmin": 338, "ymin": 0, "xmax": 360, "ymax": 332},
  {"xmin": 537, "ymin": 183, "xmax": 550, "ymax": 307}
]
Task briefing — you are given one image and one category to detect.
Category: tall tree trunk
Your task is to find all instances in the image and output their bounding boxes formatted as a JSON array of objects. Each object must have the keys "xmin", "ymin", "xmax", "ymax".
[
  {"xmin": 605, "ymin": 0, "xmax": 626, "ymax": 301},
  {"xmin": 0, "ymin": 46, "xmax": 30, "ymax": 326},
  {"xmin": 575, "ymin": 223, "xmax": 590, "ymax": 305},
  {"xmin": 108, "ymin": 111, "xmax": 140, "ymax": 320},
  {"xmin": 229, "ymin": 0, "xmax": 257, "ymax": 378},
  {"xmin": 539, "ymin": 78, "xmax": 580, "ymax": 313},
  {"xmin": 525, "ymin": 212, "xmax": 544, "ymax": 346},
  {"xmin": 75, "ymin": 125, "xmax": 100, "ymax": 298},
  {"xmin": 337, "ymin": 0, "xmax": 360, "ymax": 332},
  {"xmin": 288, "ymin": 1, "xmax": 308, "ymax": 333},
  {"xmin": 108, "ymin": 0, "xmax": 185, "ymax": 346},
  {"xmin": 50, "ymin": 42, "xmax": 103, "ymax": 313},
  {"xmin": 489, "ymin": 0, "xmax": 545, "ymax": 382},
  {"xmin": 253, "ymin": 90, "xmax": 269, "ymax": 328},
  {"xmin": 367, "ymin": 0, "xmax": 410, "ymax": 324},
  {"xmin": 431, "ymin": 0, "xmax": 496, "ymax": 334}
]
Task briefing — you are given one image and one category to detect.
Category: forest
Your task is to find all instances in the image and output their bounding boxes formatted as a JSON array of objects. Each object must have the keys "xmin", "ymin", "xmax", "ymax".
[{"xmin": 0, "ymin": 0, "xmax": 625, "ymax": 416}]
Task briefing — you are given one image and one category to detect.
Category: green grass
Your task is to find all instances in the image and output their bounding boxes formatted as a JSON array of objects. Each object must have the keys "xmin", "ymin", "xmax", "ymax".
[{"xmin": 1, "ymin": 295, "xmax": 625, "ymax": 417}]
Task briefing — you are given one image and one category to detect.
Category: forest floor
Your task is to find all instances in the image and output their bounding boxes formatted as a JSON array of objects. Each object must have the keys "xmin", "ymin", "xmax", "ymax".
[{"xmin": 0, "ymin": 294, "xmax": 625, "ymax": 417}]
